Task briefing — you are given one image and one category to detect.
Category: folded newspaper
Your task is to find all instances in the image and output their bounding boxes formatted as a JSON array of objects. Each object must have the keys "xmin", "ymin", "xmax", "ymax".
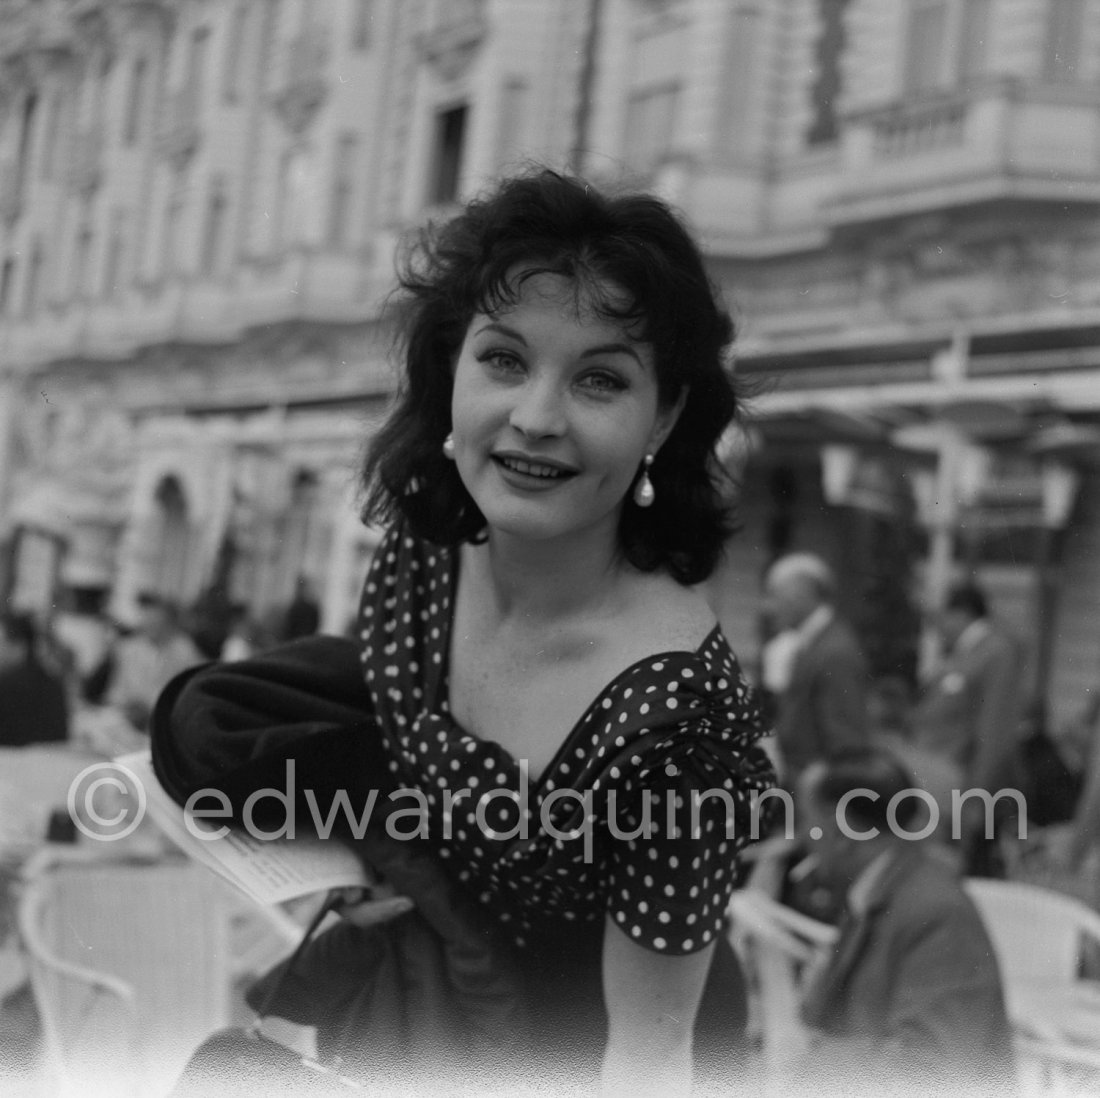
[{"xmin": 116, "ymin": 751, "xmax": 369, "ymax": 906}]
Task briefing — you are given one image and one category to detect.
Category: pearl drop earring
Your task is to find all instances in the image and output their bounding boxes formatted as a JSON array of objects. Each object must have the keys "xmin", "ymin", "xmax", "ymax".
[
  {"xmin": 633, "ymin": 454, "xmax": 655, "ymax": 507},
  {"xmin": 442, "ymin": 432, "xmax": 456, "ymax": 460}
]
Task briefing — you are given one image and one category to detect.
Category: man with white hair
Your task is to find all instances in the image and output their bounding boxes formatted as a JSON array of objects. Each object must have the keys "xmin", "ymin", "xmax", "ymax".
[{"xmin": 764, "ymin": 552, "xmax": 868, "ymax": 782}]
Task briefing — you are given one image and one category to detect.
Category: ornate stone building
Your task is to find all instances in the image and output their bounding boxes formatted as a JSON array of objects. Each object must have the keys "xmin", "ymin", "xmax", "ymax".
[
  {"xmin": 0, "ymin": 0, "xmax": 594, "ymax": 634},
  {"xmin": 2, "ymin": 0, "xmax": 1100, "ymax": 722}
]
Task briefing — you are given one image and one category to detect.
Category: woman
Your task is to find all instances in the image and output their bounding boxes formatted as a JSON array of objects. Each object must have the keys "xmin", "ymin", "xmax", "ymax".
[{"xmin": 153, "ymin": 170, "xmax": 774, "ymax": 1095}]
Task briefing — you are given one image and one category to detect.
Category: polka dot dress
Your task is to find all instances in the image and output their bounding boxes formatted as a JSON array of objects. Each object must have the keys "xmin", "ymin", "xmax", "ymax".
[{"xmin": 358, "ymin": 521, "xmax": 775, "ymax": 956}]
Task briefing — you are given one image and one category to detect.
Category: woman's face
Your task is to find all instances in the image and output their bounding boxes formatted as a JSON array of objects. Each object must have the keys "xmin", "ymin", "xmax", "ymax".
[{"xmin": 449, "ymin": 272, "xmax": 681, "ymax": 550}]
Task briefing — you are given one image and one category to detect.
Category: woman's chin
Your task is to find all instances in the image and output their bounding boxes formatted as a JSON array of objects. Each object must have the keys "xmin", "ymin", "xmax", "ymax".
[{"xmin": 478, "ymin": 499, "xmax": 624, "ymax": 549}]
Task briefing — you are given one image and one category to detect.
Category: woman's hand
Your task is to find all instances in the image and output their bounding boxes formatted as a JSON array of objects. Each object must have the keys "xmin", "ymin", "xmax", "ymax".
[{"xmin": 328, "ymin": 884, "xmax": 415, "ymax": 927}]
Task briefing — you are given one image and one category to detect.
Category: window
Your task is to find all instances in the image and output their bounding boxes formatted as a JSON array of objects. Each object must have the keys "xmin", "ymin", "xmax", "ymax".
[
  {"xmin": 957, "ymin": 0, "xmax": 992, "ymax": 84},
  {"xmin": 24, "ymin": 241, "xmax": 44, "ymax": 317},
  {"xmin": 200, "ymin": 179, "xmax": 228, "ymax": 274},
  {"xmin": 224, "ymin": 4, "xmax": 249, "ymax": 102},
  {"xmin": 163, "ymin": 186, "xmax": 184, "ymax": 275},
  {"xmin": 274, "ymin": 149, "xmax": 296, "ymax": 248},
  {"xmin": 15, "ymin": 92, "xmax": 37, "ymax": 197},
  {"xmin": 495, "ymin": 77, "xmax": 528, "ymax": 165},
  {"xmin": 327, "ymin": 132, "xmax": 358, "ymax": 246},
  {"xmin": 716, "ymin": 6, "xmax": 760, "ymax": 155},
  {"xmin": 352, "ymin": 0, "xmax": 373, "ymax": 49},
  {"xmin": 904, "ymin": 0, "xmax": 950, "ymax": 93},
  {"xmin": 74, "ymin": 223, "xmax": 94, "ymax": 298},
  {"xmin": 103, "ymin": 210, "xmax": 127, "ymax": 298},
  {"xmin": 0, "ymin": 258, "xmax": 14, "ymax": 315},
  {"xmin": 187, "ymin": 26, "xmax": 211, "ymax": 109},
  {"xmin": 1044, "ymin": 0, "xmax": 1083, "ymax": 82},
  {"xmin": 427, "ymin": 105, "xmax": 467, "ymax": 206},
  {"xmin": 124, "ymin": 57, "xmax": 147, "ymax": 143},
  {"xmin": 40, "ymin": 91, "xmax": 61, "ymax": 179},
  {"xmin": 90, "ymin": 55, "xmax": 112, "ymax": 130},
  {"xmin": 624, "ymin": 84, "xmax": 680, "ymax": 175},
  {"xmin": 807, "ymin": 0, "xmax": 850, "ymax": 145}
]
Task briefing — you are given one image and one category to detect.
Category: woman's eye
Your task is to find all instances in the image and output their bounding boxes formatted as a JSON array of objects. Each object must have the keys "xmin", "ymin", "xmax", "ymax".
[
  {"xmin": 481, "ymin": 350, "xmax": 524, "ymax": 374},
  {"xmin": 578, "ymin": 371, "xmax": 627, "ymax": 393}
]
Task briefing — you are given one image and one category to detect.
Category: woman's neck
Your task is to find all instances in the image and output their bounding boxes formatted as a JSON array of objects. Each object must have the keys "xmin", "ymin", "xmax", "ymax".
[{"xmin": 475, "ymin": 527, "xmax": 626, "ymax": 625}]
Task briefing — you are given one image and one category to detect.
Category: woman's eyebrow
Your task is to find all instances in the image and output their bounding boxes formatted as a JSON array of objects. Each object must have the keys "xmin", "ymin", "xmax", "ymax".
[
  {"xmin": 473, "ymin": 321, "xmax": 527, "ymax": 344},
  {"xmin": 472, "ymin": 324, "xmax": 644, "ymax": 367},
  {"xmin": 580, "ymin": 342, "xmax": 644, "ymax": 367}
]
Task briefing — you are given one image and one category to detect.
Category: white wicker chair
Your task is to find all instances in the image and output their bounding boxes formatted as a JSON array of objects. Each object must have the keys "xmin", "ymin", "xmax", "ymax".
[
  {"xmin": 18, "ymin": 855, "xmax": 299, "ymax": 1097},
  {"xmin": 965, "ymin": 877, "xmax": 1100, "ymax": 1095},
  {"xmin": 726, "ymin": 889, "xmax": 838, "ymax": 1072}
]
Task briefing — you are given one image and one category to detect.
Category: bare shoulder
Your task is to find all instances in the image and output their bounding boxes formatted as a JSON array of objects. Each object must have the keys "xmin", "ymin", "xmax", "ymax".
[{"xmin": 614, "ymin": 569, "xmax": 717, "ymax": 655}]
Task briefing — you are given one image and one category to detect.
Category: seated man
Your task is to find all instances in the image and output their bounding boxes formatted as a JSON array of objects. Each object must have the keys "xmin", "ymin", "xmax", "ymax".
[
  {"xmin": 786, "ymin": 746, "xmax": 1016, "ymax": 1095},
  {"xmin": 107, "ymin": 593, "xmax": 203, "ymax": 733},
  {"xmin": 0, "ymin": 612, "xmax": 68, "ymax": 746}
]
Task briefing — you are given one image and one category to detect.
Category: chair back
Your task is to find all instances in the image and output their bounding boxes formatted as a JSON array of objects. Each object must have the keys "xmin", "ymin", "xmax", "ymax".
[
  {"xmin": 964, "ymin": 877, "xmax": 1100, "ymax": 988},
  {"xmin": 727, "ymin": 890, "xmax": 839, "ymax": 1071},
  {"xmin": 19, "ymin": 858, "xmax": 231, "ymax": 1097}
]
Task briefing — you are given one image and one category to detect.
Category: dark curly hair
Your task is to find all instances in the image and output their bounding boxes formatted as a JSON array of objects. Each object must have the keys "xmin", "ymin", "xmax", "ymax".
[{"xmin": 360, "ymin": 168, "xmax": 745, "ymax": 584}]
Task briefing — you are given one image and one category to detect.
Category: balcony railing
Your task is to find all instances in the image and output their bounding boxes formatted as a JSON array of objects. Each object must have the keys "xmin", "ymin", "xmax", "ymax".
[
  {"xmin": 869, "ymin": 97, "xmax": 968, "ymax": 159},
  {"xmin": 829, "ymin": 79, "xmax": 1100, "ymax": 223}
]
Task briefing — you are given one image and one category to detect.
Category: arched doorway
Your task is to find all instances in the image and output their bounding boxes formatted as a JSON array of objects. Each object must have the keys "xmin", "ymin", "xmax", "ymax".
[
  {"xmin": 271, "ymin": 469, "xmax": 321, "ymax": 607},
  {"xmin": 149, "ymin": 475, "xmax": 192, "ymax": 600}
]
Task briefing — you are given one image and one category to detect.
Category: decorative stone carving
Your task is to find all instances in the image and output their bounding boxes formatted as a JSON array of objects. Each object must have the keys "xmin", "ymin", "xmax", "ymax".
[
  {"xmin": 68, "ymin": 124, "xmax": 104, "ymax": 194},
  {"xmin": 270, "ymin": 25, "xmax": 330, "ymax": 136},
  {"xmin": 415, "ymin": 2, "xmax": 486, "ymax": 82},
  {"xmin": 157, "ymin": 86, "xmax": 202, "ymax": 169},
  {"xmin": 70, "ymin": 7, "xmax": 115, "ymax": 69},
  {"xmin": 101, "ymin": 0, "xmax": 176, "ymax": 41},
  {"xmin": 9, "ymin": 382, "xmax": 137, "ymax": 530}
]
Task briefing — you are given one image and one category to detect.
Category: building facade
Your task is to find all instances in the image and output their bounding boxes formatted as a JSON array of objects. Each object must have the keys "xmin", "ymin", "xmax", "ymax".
[{"xmin": 2, "ymin": 0, "xmax": 1099, "ymax": 723}]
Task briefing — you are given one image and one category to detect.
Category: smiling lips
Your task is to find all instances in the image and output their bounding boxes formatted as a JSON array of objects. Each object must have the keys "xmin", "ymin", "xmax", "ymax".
[{"xmin": 493, "ymin": 453, "xmax": 577, "ymax": 481}]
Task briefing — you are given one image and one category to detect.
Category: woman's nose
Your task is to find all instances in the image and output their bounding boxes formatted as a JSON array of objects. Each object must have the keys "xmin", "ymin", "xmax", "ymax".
[{"xmin": 508, "ymin": 376, "xmax": 566, "ymax": 438}]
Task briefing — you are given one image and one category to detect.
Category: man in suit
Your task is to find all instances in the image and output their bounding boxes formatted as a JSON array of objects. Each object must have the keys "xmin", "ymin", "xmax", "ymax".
[
  {"xmin": 764, "ymin": 553, "xmax": 868, "ymax": 783},
  {"xmin": 912, "ymin": 582, "xmax": 1024, "ymax": 874},
  {"xmin": 787, "ymin": 747, "xmax": 1015, "ymax": 1095},
  {"xmin": 0, "ymin": 612, "xmax": 69, "ymax": 746}
]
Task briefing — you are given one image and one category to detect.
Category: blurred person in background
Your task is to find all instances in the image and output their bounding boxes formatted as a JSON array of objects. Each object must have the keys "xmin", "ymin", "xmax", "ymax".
[
  {"xmin": 281, "ymin": 574, "xmax": 321, "ymax": 640},
  {"xmin": 106, "ymin": 593, "xmax": 203, "ymax": 733},
  {"xmin": 786, "ymin": 746, "xmax": 1015, "ymax": 1095},
  {"xmin": 220, "ymin": 603, "xmax": 260, "ymax": 662},
  {"xmin": 764, "ymin": 552, "xmax": 868, "ymax": 784},
  {"xmin": 0, "ymin": 611, "xmax": 69, "ymax": 746},
  {"xmin": 52, "ymin": 588, "xmax": 115, "ymax": 704},
  {"xmin": 911, "ymin": 581, "xmax": 1023, "ymax": 877},
  {"xmin": 867, "ymin": 675, "xmax": 957, "ymax": 855},
  {"xmin": 1034, "ymin": 686, "xmax": 1100, "ymax": 906}
]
